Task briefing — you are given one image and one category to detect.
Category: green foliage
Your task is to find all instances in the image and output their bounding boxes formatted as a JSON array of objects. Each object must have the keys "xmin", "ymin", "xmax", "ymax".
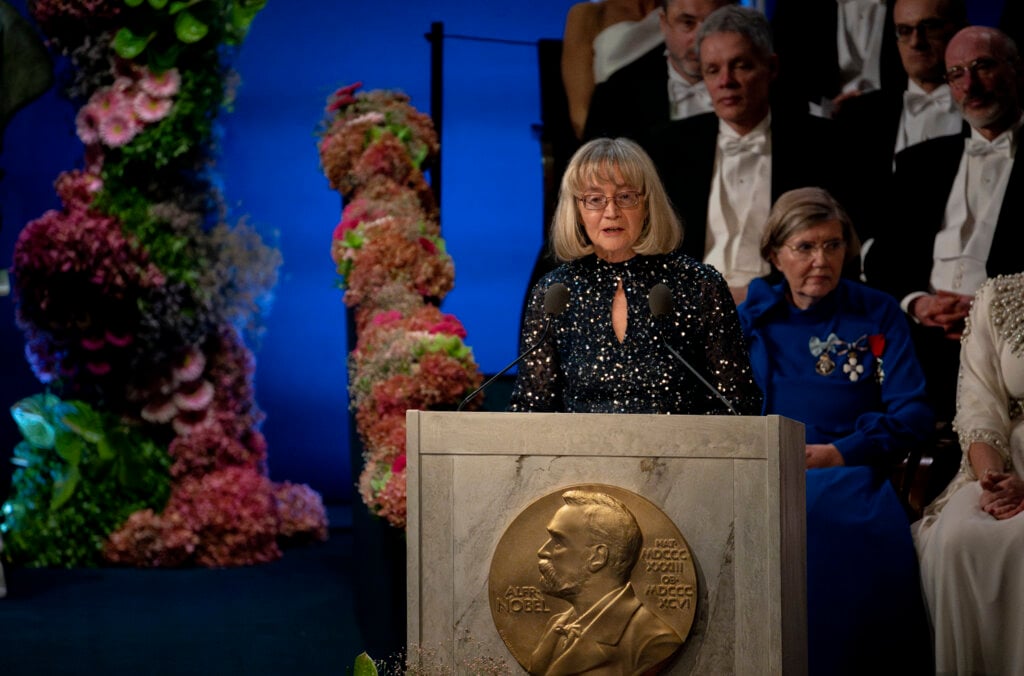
[
  {"xmin": 1, "ymin": 394, "xmax": 172, "ymax": 567},
  {"xmin": 112, "ymin": 0, "xmax": 268, "ymax": 68},
  {"xmin": 353, "ymin": 652, "xmax": 379, "ymax": 676}
]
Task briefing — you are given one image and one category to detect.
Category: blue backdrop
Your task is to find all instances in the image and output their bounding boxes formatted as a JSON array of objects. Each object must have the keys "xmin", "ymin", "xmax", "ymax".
[{"xmin": 0, "ymin": 0, "xmax": 1008, "ymax": 505}]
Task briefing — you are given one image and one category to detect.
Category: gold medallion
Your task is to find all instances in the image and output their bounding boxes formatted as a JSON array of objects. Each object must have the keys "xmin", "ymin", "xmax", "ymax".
[
  {"xmin": 488, "ymin": 483, "xmax": 697, "ymax": 675},
  {"xmin": 815, "ymin": 352, "xmax": 835, "ymax": 376}
]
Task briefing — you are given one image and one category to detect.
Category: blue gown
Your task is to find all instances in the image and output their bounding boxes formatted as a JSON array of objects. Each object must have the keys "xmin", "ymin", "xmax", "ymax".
[{"xmin": 739, "ymin": 277, "xmax": 934, "ymax": 676}]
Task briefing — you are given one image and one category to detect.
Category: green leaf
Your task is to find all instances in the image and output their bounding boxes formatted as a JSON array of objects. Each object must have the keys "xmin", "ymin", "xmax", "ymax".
[
  {"xmin": 50, "ymin": 466, "xmax": 81, "ymax": 511},
  {"xmin": 148, "ymin": 42, "xmax": 183, "ymax": 71},
  {"xmin": 11, "ymin": 400, "xmax": 56, "ymax": 449},
  {"xmin": 353, "ymin": 653, "xmax": 379, "ymax": 676},
  {"xmin": 125, "ymin": 0, "xmax": 145, "ymax": 6},
  {"xmin": 174, "ymin": 11, "xmax": 209, "ymax": 43},
  {"xmin": 148, "ymin": 0, "xmax": 169, "ymax": 8},
  {"xmin": 95, "ymin": 436, "xmax": 117, "ymax": 462},
  {"xmin": 113, "ymin": 27, "xmax": 154, "ymax": 59},
  {"xmin": 53, "ymin": 430, "xmax": 85, "ymax": 466},
  {"xmin": 57, "ymin": 402, "xmax": 104, "ymax": 444},
  {"xmin": 169, "ymin": 0, "xmax": 201, "ymax": 15}
]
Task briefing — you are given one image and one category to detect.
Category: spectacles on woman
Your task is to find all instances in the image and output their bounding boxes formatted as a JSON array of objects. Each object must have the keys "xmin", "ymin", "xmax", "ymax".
[
  {"xmin": 577, "ymin": 191, "xmax": 643, "ymax": 210},
  {"xmin": 780, "ymin": 239, "xmax": 846, "ymax": 259}
]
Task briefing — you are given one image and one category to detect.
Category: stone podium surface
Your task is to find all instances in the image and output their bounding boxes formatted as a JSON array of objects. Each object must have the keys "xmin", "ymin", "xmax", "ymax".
[{"xmin": 406, "ymin": 411, "xmax": 807, "ymax": 675}]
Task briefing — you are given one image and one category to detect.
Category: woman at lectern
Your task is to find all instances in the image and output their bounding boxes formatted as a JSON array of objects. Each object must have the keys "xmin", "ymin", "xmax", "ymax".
[
  {"xmin": 507, "ymin": 136, "xmax": 761, "ymax": 415},
  {"xmin": 736, "ymin": 187, "xmax": 934, "ymax": 676}
]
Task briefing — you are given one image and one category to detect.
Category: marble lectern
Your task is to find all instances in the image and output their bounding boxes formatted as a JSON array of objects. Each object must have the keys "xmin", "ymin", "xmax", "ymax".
[{"xmin": 406, "ymin": 411, "xmax": 807, "ymax": 675}]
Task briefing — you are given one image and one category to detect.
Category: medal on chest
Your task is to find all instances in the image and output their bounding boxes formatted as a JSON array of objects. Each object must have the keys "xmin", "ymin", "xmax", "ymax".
[{"xmin": 808, "ymin": 333, "xmax": 879, "ymax": 382}]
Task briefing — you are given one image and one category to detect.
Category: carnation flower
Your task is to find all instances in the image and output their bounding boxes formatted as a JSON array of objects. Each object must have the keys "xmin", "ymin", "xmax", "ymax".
[
  {"xmin": 138, "ymin": 67, "xmax": 181, "ymax": 98},
  {"xmin": 132, "ymin": 91, "xmax": 173, "ymax": 123},
  {"xmin": 75, "ymin": 104, "xmax": 101, "ymax": 144},
  {"xmin": 98, "ymin": 110, "xmax": 139, "ymax": 147}
]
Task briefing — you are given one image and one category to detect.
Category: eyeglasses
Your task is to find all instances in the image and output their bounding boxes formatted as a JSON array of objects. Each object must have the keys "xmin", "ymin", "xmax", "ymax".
[
  {"xmin": 780, "ymin": 239, "xmax": 846, "ymax": 259},
  {"xmin": 577, "ymin": 191, "xmax": 643, "ymax": 210},
  {"xmin": 945, "ymin": 57, "xmax": 1006, "ymax": 88},
  {"xmin": 894, "ymin": 18, "xmax": 952, "ymax": 44}
]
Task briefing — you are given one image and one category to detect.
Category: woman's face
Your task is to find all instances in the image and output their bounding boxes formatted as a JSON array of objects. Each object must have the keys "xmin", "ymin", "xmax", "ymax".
[
  {"xmin": 577, "ymin": 169, "xmax": 647, "ymax": 263},
  {"xmin": 769, "ymin": 219, "xmax": 846, "ymax": 309}
]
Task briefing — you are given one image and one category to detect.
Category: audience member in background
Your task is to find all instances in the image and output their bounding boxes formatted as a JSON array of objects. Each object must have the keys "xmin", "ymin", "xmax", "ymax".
[
  {"xmin": 835, "ymin": 0, "xmax": 967, "ymax": 244},
  {"xmin": 771, "ymin": 0, "xmax": 902, "ymax": 117},
  {"xmin": 738, "ymin": 187, "xmax": 934, "ymax": 676},
  {"xmin": 561, "ymin": 0, "xmax": 662, "ymax": 140},
  {"xmin": 913, "ymin": 272, "xmax": 1024, "ymax": 676},
  {"xmin": 508, "ymin": 137, "xmax": 761, "ymax": 416},
  {"xmin": 864, "ymin": 25, "xmax": 1024, "ymax": 426},
  {"xmin": 583, "ymin": 0, "xmax": 737, "ymax": 142},
  {"xmin": 641, "ymin": 5, "xmax": 851, "ymax": 305}
]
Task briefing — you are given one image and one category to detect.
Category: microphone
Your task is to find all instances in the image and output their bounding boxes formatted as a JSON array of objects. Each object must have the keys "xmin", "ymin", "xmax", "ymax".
[
  {"xmin": 457, "ymin": 282, "xmax": 570, "ymax": 411},
  {"xmin": 648, "ymin": 283, "xmax": 740, "ymax": 415}
]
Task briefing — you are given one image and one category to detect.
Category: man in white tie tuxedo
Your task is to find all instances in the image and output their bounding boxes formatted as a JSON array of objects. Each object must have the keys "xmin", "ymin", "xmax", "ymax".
[
  {"xmin": 835, "ymin": 0, "xmax": 967, "ymax": 244},
  {"xmin": 865, "ymin": 25, "xmax": 1024, "ymax": 423},
  {"xmin": 582, "ymin": 0, "xmax": 737, "ymax": 142},
  {"xmin": 641, "ymin": 4, "xmax": 852, "ymax": 304}
]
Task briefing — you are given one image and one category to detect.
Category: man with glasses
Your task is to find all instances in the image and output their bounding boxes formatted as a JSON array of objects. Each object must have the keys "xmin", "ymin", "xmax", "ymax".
[
  {"xmin": 865, "ymin": 25, "xmax": 1024, "ymax": 426},
  {"xmin": 835, "ymin": 0, "xmax": 967, "ymax": 245}
]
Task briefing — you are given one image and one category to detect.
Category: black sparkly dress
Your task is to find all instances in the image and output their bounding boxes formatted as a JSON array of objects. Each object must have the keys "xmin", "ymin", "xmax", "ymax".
[{"xmin": 508, "ymin": 250, "xmax": 762, "ymax": 415}]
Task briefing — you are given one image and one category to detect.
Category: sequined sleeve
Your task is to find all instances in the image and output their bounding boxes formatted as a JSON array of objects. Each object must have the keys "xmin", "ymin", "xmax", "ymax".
[
  {"xmin": 685, "ymin": 267, "xmax": 764, "ymax": 415},
  {"xmin": 507, "ymin": 277, "xmax": 565, "ymax": 411}
]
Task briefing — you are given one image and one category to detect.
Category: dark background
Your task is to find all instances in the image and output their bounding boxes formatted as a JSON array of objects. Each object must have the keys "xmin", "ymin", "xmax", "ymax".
[{"xmin": 0, "ymin": 0, "xmax": 1007, "ymax": 507}]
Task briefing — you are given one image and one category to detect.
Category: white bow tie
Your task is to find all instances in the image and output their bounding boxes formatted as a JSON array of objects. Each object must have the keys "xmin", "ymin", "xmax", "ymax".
[
  {"xmin": 965, "ymin": 135, "xmax": 1013, "ymax": 158},
  {"xmin": 719, "ymin": 131, "xmax": 767, "ymax": 156},
  {"xmin": 903, "ymin": 89, "xmax": 952, "ymax": 115},
  {"xmin": 669, "ymin": 79, "xmax": 699, "ymax": 104}
]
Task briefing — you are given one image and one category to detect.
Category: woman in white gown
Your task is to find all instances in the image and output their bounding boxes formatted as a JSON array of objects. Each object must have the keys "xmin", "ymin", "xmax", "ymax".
[{"xmin": 914, "ymin": 272, "xmax": 1024, "ymax": 675}]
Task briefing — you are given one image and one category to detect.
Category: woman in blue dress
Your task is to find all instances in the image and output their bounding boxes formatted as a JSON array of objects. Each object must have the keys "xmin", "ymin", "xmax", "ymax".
[{"xmin": 737, "ymin": 187, "xmax": 934, "ymax": 675}]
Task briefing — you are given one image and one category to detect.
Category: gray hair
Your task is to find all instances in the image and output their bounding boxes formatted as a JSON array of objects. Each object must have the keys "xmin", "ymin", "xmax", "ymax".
[
  {"xmin": 696, "ymin": 5, "xmax": 773, "ymax": 61},
  {"xmin": 760, "ymin": 187, "xmax": 861, "ymax": 267}
]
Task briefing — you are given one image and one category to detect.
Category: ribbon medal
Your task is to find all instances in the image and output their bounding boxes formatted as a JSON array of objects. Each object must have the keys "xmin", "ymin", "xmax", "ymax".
[{"xmin": 868, "ymin": 334, "xmax": 886, "ymax": 384}]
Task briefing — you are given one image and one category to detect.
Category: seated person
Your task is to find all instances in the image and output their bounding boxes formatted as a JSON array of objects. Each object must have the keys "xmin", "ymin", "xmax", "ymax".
[
  {"xmin": 583, "ymin": 0, "xmax": 737, "ymax": 142},
  {"xmin": 913, "ymin": 272, "xmax": 1024, "ymax": 675},
  {"xmin": 640, "ymin": 5, "xmax": 853, "ymax": 305},
  {"xmin": 508, "ymin": 137, "xmax": 761, "ymax": 415},
  {"xmin": 561, "ymin": 0, "xmax": 663, "ymax": 140},
  {"xmin": 737, "ymin": 187, "xmax": 934, "ymax": 676}
]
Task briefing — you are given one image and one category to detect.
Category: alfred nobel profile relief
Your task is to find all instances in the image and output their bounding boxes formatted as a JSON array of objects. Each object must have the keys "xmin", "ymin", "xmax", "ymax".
[{"xmin": 487, "ymin": 485, "xmax": 696, "ymax": 676}]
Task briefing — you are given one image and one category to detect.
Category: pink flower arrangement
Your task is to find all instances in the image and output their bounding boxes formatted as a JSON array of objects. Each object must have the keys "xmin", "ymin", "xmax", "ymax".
[
  {"xmin": 75, "ymin": 65, "xmax": 180, "ymax": 148},
  {"xmin": 318, "ymin": 82, "xmax": 481, "ymax": 528}
]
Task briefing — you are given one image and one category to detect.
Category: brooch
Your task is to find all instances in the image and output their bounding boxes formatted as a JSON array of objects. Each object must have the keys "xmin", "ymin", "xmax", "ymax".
[
  {"xmin": 809, "ymin": 333, "xmax": 881, "ymax": 382},
  {"xmin": 809, "ymin": 333, "xmax": 840, "ymax": 376}
]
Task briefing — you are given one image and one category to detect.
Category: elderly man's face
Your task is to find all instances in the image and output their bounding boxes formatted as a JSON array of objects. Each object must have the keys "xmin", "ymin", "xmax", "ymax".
[
  {"xmin": 537, "ymin": 505, "xmax": 594, "ymax": 600},
  {"xmin": 700, "ymin": 31, "xmax": 776, "ymax": 135},
  {"xmin": 945, "ymin": 28, "xmax": 1020, "ymax": 136}
]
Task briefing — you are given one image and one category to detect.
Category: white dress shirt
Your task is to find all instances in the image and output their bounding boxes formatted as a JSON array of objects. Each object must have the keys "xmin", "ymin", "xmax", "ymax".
[
  {"xmin": 705, "ymin": 115, "xmax": 773, "ymax": 288},
  {"xmin": 666, "ymin": 64, "xmax": 712, "ymax": 121},
  {"xmin": 902, "ymin": 117, "xmax": 1022, "ymax": 311},
  {"xmin": 895, "ymin": 81, "xmax": 962, "ymax": 157}
]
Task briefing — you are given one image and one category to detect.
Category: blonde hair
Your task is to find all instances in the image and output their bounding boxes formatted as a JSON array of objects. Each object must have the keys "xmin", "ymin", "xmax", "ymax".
[
  {"xmin": 550, "ymin": 138, "xmax": 682, "ymax": 261},
  {"xmin": 760, "ymin": 187, "xmax": 861, "ymax": 267}
]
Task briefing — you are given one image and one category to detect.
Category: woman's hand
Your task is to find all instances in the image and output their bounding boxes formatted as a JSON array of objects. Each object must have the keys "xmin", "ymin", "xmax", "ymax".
[
  {"xmin": 979, "ymin": 470, "xmax": 1024, "ymax": 520},
  {"xmin": 806, "ymin": 444, "xmax": 844, "ymax": 469}
]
